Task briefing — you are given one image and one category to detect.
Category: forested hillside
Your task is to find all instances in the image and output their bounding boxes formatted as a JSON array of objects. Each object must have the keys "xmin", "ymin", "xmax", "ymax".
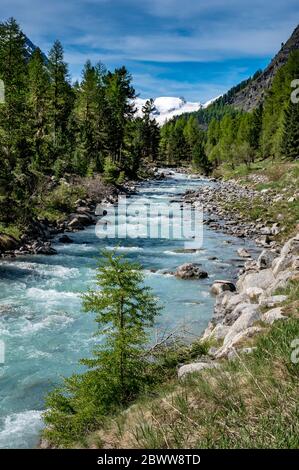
[
  {"xmin": 0, "ymin": 18, "xmax": 159, "ymax": 231},
  {"xmin": 159, "ymin": 49, "xmax": 299, "ymax": 170}
]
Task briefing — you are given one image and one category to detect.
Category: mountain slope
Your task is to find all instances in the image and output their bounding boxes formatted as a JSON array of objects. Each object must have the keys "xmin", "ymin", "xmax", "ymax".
[{"xmin": 228, "ymin": 24, "xmax": 299, "ymax": 111}]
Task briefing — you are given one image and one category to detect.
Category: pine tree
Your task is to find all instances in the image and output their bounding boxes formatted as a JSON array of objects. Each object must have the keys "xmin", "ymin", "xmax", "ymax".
[
  {"xmin": 104, "ymin": 66, "xmax": 136, "ymax": 163},
  {"xmin": 74, "ymin": 61, "xmax": 106, "ymax": 174},
  {"xmin": 43, "ymin": 251, "xmax": 160, "ymax": 446},
  {"xmin": 0, "ymin": 18, "xmax": 29, "ymax": 222},
  {"xmin": 281, "ymin": 100, "xmax": 299, "ymax": 160},
  {"xmin": 141, "ymin": 99, "xmax": 160, "ymax": 162},
  {"xmin": 48, "ymin": 40, "xmax": 74, "ymax": 167},
  {"xmin": 27, "ymin": 48, "xmax": 51, "ymax": 170}
]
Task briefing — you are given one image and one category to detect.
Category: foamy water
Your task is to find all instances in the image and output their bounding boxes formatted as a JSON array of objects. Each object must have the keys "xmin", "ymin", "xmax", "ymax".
[{"xmin": 0, "ymin": 172, "xmax": 259, "ymax": 448}]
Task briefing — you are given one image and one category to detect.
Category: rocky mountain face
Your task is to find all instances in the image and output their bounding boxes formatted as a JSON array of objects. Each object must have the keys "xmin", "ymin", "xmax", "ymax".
[
  {"xmin": 230, "ymin": 24, "xmax": 299, "ymax": 111},
  {"xmin": 24, "ymin": 35, "xmax": 47, "ymax": 62}
]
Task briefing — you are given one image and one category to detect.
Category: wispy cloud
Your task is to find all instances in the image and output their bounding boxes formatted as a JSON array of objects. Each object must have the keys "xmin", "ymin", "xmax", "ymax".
[{"xmin": 1, "ymin": 0, "xmax": 298, "ymax": 101}]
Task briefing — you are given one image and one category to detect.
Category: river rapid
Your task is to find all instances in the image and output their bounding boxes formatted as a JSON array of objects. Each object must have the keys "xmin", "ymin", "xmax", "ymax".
[{"xmin": 0, "ymin": 172, "xmax": 258, "ymax": 448}]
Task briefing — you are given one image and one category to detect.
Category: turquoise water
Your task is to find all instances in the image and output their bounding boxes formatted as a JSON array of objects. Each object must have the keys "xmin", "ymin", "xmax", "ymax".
[{"xmin": 0, "ymin": 172, "xmax": 258, "ymax": 448}]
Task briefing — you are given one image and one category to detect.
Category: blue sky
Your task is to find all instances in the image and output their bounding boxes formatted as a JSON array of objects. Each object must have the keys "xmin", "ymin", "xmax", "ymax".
[{"xmin": 1, "ymin": 0, "xmax": 299, "ymax": 102}]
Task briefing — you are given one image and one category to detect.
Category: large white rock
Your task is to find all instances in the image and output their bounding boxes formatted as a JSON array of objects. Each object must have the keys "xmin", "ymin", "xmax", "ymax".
[
  {"xmin": 245, "ymin": 287, "xmax": 264, "ymax": 302},
  {"xmin": 237, "ymin": 269, "xmax": 275, "ymax": 292},
  {"xmin": 259, "ymin": 295, "xmax": 288, "ymax": 308},
  {"xmin": 225, "ymin": 293, "xmax": 249, "ymax": 312},
  {"xmin": 210, "ymin": 280, "xmax": 236, "ymax": 295},
  {"xmin": 280, "ymin": 234, "xmax": 299, "ymax": 256},
  {"xmin": 178, "ymin": 361, "xmax": 219, "ymax": 379},
  {"xmin": 272, "ymin": 255, "xmax": 294, "ymax": 276},
  {"xmin": 223, "ymin": 305, "xmax": 260, "ymax": 346},
  {"xmin": 215, "ymin": 326, "xmax": 262, "ymax": 358},
  {"xmin": 262, "ymin": 307, "xmax": 287, "ymax": 324},
  {"xmin": 267, "ymin": 270, "xmax": 294, "ymax": 293},
  {"xmin": 208, "ymin": 324, "xmax": 230, "ymax": 341},
  {"xmin": 257, "ymin": 250, "xmax": 277, "ymax": 269}
]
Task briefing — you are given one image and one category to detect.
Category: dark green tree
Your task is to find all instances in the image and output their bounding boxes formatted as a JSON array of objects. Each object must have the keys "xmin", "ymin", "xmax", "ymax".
[{"xmin": 43, "ymin": 251, "xmax": 160, "ymax": 446}]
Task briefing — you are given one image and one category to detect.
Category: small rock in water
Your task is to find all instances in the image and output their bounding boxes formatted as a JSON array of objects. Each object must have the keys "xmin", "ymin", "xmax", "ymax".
[
  {"xmin": 237, "ymin": 248, "xmax": 251, "ymax": 258},
  {"xmin": 210, "ymin": 280, "xmax": 236, "ymax": 295},
  {"xmin": 175, "ymin": 263, "xmax": 208, "ymax": 280},
  {"xmin": 59, "ymin": 234, "xmax": 74, "ymax": 244}
]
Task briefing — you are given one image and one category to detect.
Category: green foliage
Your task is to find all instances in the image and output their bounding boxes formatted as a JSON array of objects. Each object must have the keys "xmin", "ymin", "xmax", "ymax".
[
  {"xmin": 261, "ymin": 51, "xmax": 299, "ymax": 159},
  {"xmin": 0, "ymin": 18, "xmax": 160, "ymax": 229},
  {"xmin": 103, "ymin": 157, "xmax": 120, "ymax": 184},
  {"xmin": 43, "ymin": 182, "xmax": 86, "ymax": 214},
  {"xmin": 160, "ymin": 115, "xmax": 209, "ymax": 172},
  {"xmin": 43, "ymin": 251, "xmax": 160, "ymax": 446}
]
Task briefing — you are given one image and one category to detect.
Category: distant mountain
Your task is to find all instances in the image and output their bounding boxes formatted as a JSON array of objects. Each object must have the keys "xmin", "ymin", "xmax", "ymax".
[
  {"xmin": 24, "ymin": 35, "xmax": 47, "ymax": 62},
  {"xmin": 135, "ymin": 96, "xmax": 203, "ymax": 125},
  {"xmin": 221, "ymin": 24, "xmax": 299, "ymax": 111}
]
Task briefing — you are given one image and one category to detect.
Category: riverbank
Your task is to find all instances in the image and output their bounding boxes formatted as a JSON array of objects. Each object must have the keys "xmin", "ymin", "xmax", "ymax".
[
  {"xmin": 74, "ymin": 231, "xmax": 299, "ymax": 450},
  {"xmin": 0, "ymin": 176, "xmax": 139, "ymax": 258}
]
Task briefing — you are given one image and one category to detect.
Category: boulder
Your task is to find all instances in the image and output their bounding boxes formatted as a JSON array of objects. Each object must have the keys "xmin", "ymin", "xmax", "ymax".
[
  {"xmin": 58, "ymin": 234, "xmax": 74, "ymax": 244},
  {"xmin": 36, "ymin": 245, "xmax": 57, "ymax": 255},
  {"xmin": 267, "ymin": 270, "xmax": 294, "ymax": 293},
  {"xmin": 68, "ymin": 218, "xmax": 84, "ymax": 230},
  {"xmin": 0, "ymin": 234, "xmax": 19, "ymax": 253},
  {"xmin": 222, "ymin": 305, "xmax": 260, "ymax": 346},
  {"xmin": 210, "ymin": 324, "xmax": 230, "ymax": 340},
  {"xmin": 272, "ymin": 255, "xmax": 294, "ymax": 276},
  {"xmin": 76, "ymin": 206, "xmax": 93, "ymax": 214},
  {"xmin": 178, "ymin": 361, "xmax": 219, "ymax": 379},
  {"xmin": 292, "ymin": 258, "xmax": 299, "ymax": 270},
  {"xmin": 258, "ymin": 295, "xmax": 288, "ymax": 308},
  {"xmin": 237, "ymin": 269, "xmax": 275, "ymax": 292},
  {"xmin": 280, "ymin": 234, "xmax": 299, "ymax": 258},
  {"xmin": 245, "ymin": 287, "xmax": 264, "ymax": 302},
  {"xmin": 175, "ymin": 263, "xmax": 208, "ymax": 280},
  {"xmin": 225, "ymin": 293, "xmax": 249, "ymax": 313},
  {"xmin": 210, "ymin": 280, "xmax": 236, "ymax": 295},
  {"xmin": 215, "ymin": 326, "xmax": 262, "ymax": 358},
  {"xmin": 262, "ymin": 307, "xmax": 287, "ymax": 324},
  {"xmin": 237, "ymin": 248, "xmax": 251, "ymax": 258},
  {"xmin": 257, "ymin": 249, "xmax": 277, "ymax": 270}
]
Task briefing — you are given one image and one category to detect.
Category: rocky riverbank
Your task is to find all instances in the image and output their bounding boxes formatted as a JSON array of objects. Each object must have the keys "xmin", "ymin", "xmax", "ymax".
[
  {"xmin": 183, "ymin": 178, "xmax": 283, "ymax": 248},
  {"xmin": 177, "ymin": 231, "xmax": 299, "ymax": 377},
  {"xmin": 0, "ymin": 180, "xmax": 137, "ymax": 259}
]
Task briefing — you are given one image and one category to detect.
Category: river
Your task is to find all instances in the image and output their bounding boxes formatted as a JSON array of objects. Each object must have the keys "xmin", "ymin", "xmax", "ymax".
[{"xmin": 0, "ymin": 172, "xmax": 258, "ymax": 448}]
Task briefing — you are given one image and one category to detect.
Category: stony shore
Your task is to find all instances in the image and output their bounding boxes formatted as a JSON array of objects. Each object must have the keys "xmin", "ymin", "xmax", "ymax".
[
  {"xmin": 183, "ymin": 178, "xmax": 282, "ymax": 248},
  {"xmin": 177, "ymin": 192, "xmax": 299, "ymax": 378}
]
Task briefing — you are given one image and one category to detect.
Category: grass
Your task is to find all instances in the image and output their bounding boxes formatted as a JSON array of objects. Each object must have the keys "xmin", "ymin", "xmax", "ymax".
[{"xmin": 91, "ymin": 323, "xmax": 299, "ymax": 448}]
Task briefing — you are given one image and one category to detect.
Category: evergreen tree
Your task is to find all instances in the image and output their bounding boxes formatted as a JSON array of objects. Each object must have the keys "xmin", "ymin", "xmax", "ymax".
[
  {"xmin": 48, "ymin": 40, "xmax": 74, "ymax": 168},
  {"xmin": 141, "ymin": 99, "xmax": 160, "ymax": 162},
  {"xmin": 0, "ymin": 18, "xmax": 29, "ymax": 222},
  {"xmin": 74, "ymin": 61, "xmax": 107, "ymax": 174},
  {"xmin": 27, "ymin": 48, "xmax": 51, "ymax": 170},
  {"xmin": 104, "ymin": 66, "xmax": 136, "ymax": 164},
  {"xmin": 281, "ymin": 100, "xmax": 299, "ymax": 160},
  {"xmin": 43, "ymin": 251, "xmax": 160, "ymax": 446}
]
